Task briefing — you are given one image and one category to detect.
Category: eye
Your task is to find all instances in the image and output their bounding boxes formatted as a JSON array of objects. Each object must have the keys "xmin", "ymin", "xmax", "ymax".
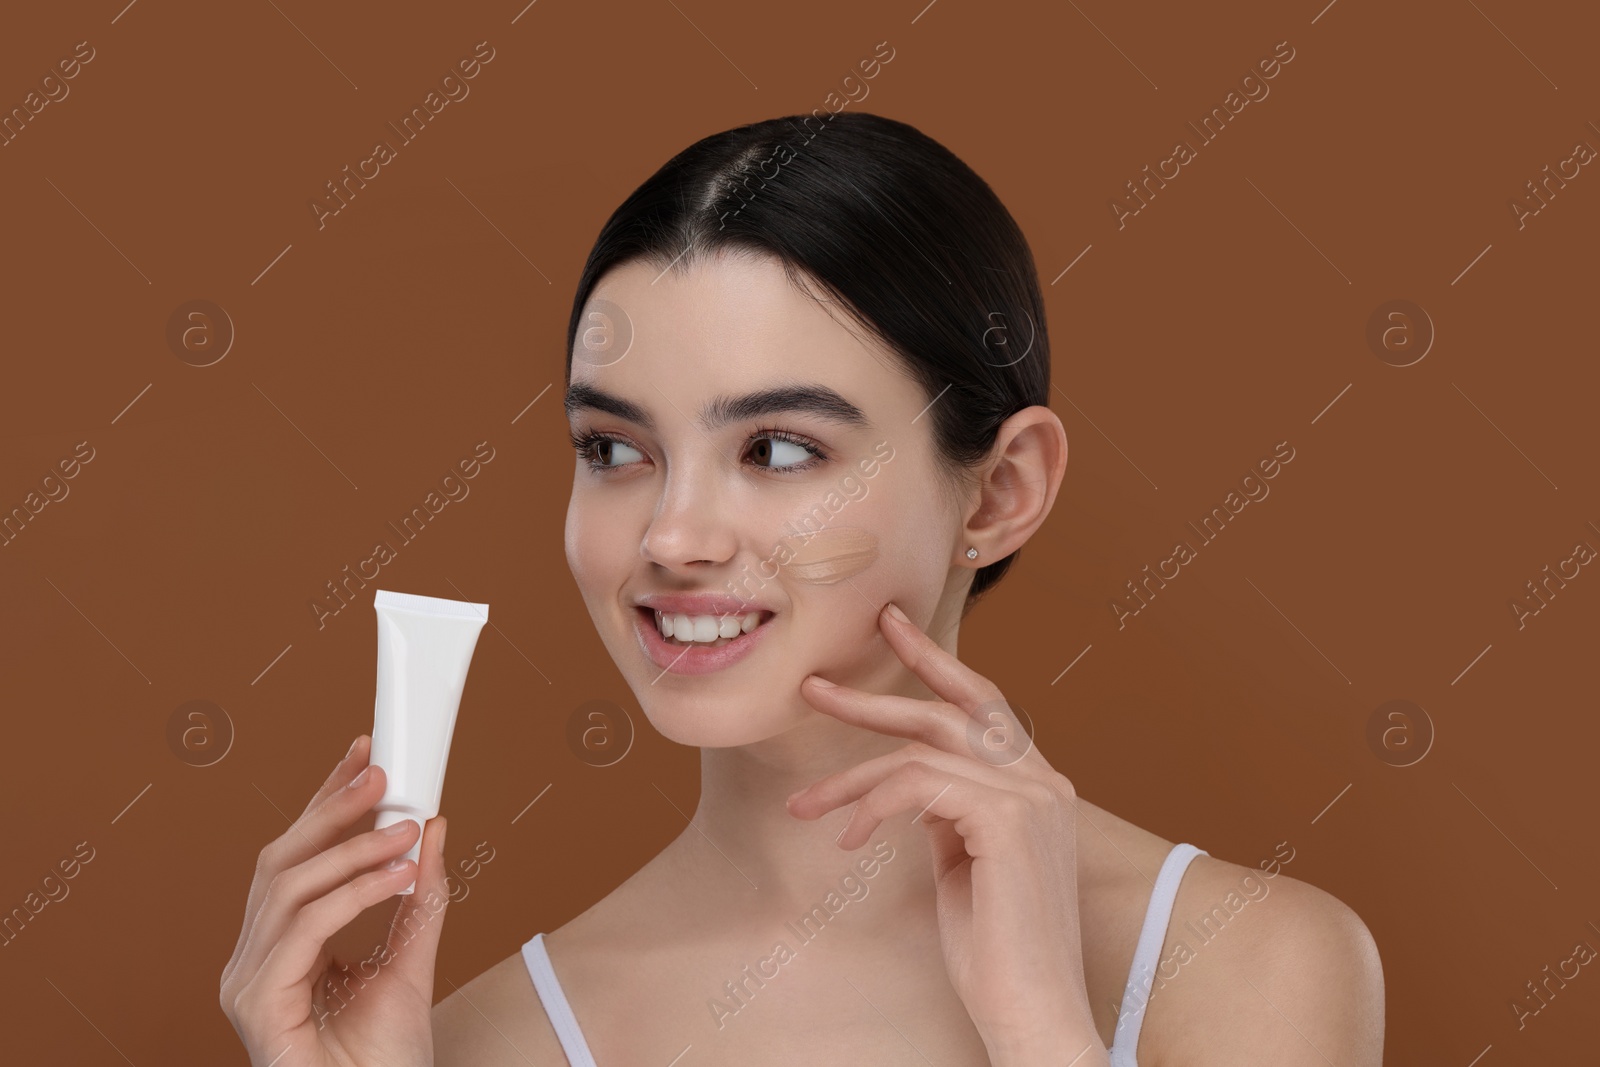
[
  {"xmin": 569, "ymin": 430, "xmax": 644, "ymax": 471},
  {"xmin": 568, "ymin": 427, "xmax": 827, "ymax": 475},
  {"xmin": 747, "ymin": 431, "xmax": 824, "ymax": 472}
]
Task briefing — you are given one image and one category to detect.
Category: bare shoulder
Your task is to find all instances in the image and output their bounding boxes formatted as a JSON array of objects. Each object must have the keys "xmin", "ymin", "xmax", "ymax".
[
  {"xmin": 433, "ymin": 846, "xmax": 679, "ymax": 1066},
  {"xmin": 433, "ymin": 948, "xmax": 566, "ymax": 1067},
  {"xmin": 1140, "ymin": 850, "xmax": 1386, "ymax": 1066}
]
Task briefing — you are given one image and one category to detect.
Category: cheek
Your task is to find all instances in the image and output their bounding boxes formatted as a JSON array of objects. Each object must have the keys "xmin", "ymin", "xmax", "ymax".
[
  {"xmin": 809, "ymin": 530, "xmax": 940, "ymax": 612},
  {"xmin": 773, "ymin": 499, "xmax": 948, "ymax": 661},
  {"xmin": 565, "ymin": 491, "xmax": 629, "ymax": 596},
  {"xmin": 775, "ymin": 526, "xmax": 878, "ymax": 583}
]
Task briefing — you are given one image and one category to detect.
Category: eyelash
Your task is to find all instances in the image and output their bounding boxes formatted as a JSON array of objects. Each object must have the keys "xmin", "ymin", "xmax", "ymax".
[{"xmin": 568, "ymin": 427, "xmax": 828, "ymax": 475}]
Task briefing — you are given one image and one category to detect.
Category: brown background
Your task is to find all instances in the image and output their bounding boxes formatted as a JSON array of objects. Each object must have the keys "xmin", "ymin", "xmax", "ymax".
[{"xmin": 2, "ymin": 0, "xmax": 1597, "ymax": 1062}]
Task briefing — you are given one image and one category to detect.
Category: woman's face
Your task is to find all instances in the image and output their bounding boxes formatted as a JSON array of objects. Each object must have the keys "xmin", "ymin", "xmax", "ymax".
[{"xmin": 563, "ymin": 251, "xmax": 969, "ymax": 747}]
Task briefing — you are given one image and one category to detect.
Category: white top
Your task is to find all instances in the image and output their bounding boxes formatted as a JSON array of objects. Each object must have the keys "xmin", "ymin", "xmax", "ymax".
[
  {"xmin": 521, "ymin": 841, "xmax": 1207, "ymax": 1066},
  {"xmin": 521, "ymin": 931, "xmax": 600, "ymax": 1067},
  {"xmin": 1107, "ymin": 842, "xmax": 1206, "ymax": 1066}
]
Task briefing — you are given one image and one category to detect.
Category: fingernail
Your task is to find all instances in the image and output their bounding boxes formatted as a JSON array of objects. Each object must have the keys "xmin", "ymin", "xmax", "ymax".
[
  {"xmin": 436, "ymin": 818, "xmax": 449, "ymax": 856},
  {"xmin": 884, "ymin": 603, "xmax": 909, "ymax": 624},
  {"xmin": 345, "ymin": 735, "xmax": 363, "ymax": 759},
  {"xmin": 385, "ymin": 858, "xmax": 409, "ymax": 872},
  {"xmin": 834, "ymin": 820, "xmax": 850, "ymax": 843},
  {"xmin": 809, "ymin": 675, "xmax": 836, "ymax": 689},
  {"xmin": 786, "ymin": 788, "xmax": 806, "ymax": 804},
  {"xmin": 347, "ymin": 766, "xmax": 370, "ymax": 789},
  {"xmin": 383, "ymin": 819, "xmax": 412, "ymax": 835}
]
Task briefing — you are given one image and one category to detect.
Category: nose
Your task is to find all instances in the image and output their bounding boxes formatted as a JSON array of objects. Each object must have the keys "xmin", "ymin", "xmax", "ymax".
[{"xmin": 639, "ymin": 462, "xmax": 742, "ymax": 571}]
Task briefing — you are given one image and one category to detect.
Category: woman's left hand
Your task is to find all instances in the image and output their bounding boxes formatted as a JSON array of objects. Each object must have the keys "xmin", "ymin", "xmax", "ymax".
[{"xmin": 787, "ymin": 601, "xmax": 1108, "ymax": 1067}]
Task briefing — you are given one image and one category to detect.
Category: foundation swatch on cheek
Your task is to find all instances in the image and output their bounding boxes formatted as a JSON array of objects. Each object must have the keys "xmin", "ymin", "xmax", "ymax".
[{"xmin": 775, "ymin": 526, "xmax": 879, "ymax": 584}]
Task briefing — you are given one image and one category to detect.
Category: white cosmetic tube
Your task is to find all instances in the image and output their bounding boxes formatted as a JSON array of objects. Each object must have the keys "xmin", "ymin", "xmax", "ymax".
[{"xmin": 370, "ymin": 589, "xmax": 489, "ymax": 895}]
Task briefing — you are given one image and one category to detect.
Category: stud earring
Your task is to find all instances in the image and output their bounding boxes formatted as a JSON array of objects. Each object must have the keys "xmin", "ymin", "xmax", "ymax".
[{"xmin": 965, "ymin": 547, "xmax": 979, "ymax": 560}]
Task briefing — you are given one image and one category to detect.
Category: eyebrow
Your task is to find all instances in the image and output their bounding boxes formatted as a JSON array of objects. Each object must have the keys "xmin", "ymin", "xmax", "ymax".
[{"xmin": 564, "ymin": 381, "xmax": 872, "ymax": 433}]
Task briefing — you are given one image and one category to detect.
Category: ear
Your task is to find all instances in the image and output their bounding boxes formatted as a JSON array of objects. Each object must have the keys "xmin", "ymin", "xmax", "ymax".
[{"xmin": 959, "ymin": 406, "xmax": 1068, "ymax": 566}]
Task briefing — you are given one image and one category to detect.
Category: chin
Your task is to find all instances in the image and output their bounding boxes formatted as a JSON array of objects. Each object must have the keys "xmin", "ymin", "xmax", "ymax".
[{"xmin": 633, "ymin": 689, "xmax": 808, "ymax": 748}]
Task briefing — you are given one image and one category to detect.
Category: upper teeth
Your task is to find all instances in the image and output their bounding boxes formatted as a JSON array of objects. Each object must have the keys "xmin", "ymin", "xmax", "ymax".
[{"xmin": 655, "ymin": 610, "xmax": 767, "ymax": 642}]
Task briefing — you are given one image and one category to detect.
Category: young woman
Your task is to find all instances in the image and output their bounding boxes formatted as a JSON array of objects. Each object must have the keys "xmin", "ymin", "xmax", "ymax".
[{"xmin": 222, "ymin": 112, "xmax": 1384, "ymax": 1066}]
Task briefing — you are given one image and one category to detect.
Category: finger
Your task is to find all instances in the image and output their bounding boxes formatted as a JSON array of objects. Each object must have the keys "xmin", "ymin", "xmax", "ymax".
[
  {"xmin": 229, "ymin": 761, "xmax": 393, "ymax": 990},
  {"xmin": 800, "ymin": 676, "xmax": 1044, "ymax": 771},
  {"xmin": 789, "ymin": 742, "xmax": 1037, "ymax": 821},
  {"xmin": 376, "ymin": 816, "xmax": 453, "ymax": 990},
  {"xmin": 232, "ymin": 814, "xmax": 423, "ymax": 989},
  {"xmin": 800, "ymin": 677, "xmax": 970, "ymax": 749},
  {"xmin": 298, "ymin": 733, "xmax": 372, "ymax": 818},
  {"xmin": 832, "ymin": 760, "xmax": 1023, "ymax": 853},
  {"xmin": 877, "ymin": 602, "xmax": 1003, "ymax": 715},
  {"xmin": 273, "ymin": 759, "xmax": 393, "ymax": 884},
  {"xmin": 242, "ymin": 852, "xmax": 422, "ymax": 1021},
  {"xmin": 225, "ymin": 734, "xmax": 370, "ymax": 984}
]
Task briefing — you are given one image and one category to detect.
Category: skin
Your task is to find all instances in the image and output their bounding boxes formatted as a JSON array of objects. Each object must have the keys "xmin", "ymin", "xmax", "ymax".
[{"xmin": 222, "ymin": 248, "xmax": 1384, "ymax": 1066}]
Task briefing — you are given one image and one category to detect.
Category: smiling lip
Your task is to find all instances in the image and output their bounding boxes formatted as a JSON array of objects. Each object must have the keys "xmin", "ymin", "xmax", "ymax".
[
  {"xmin": 633, "ymin": 605, "xmax": 774, "ymax": 675},
  {"xmin": 635, "ymin": 591, "xmax": 775, "ymax": 615}
]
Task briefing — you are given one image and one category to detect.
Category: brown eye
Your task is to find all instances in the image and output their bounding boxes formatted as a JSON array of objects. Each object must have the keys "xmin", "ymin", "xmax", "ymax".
[
  {"xmin": 747, "ymin": 433, "xmax": 818, "ymax": 470},
  {"xmin": 601, "ymin": 439, "xmax": 644, "ymax": 465},
  {"xmin": 570, "ymin": 431, "xmax": 645, "ymax": 471}
]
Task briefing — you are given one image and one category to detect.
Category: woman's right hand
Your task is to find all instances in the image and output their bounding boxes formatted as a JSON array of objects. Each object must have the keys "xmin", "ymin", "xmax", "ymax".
[{"xmin": 219, "ymin": 734, "xmax": 451, "ymax": 1067}]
